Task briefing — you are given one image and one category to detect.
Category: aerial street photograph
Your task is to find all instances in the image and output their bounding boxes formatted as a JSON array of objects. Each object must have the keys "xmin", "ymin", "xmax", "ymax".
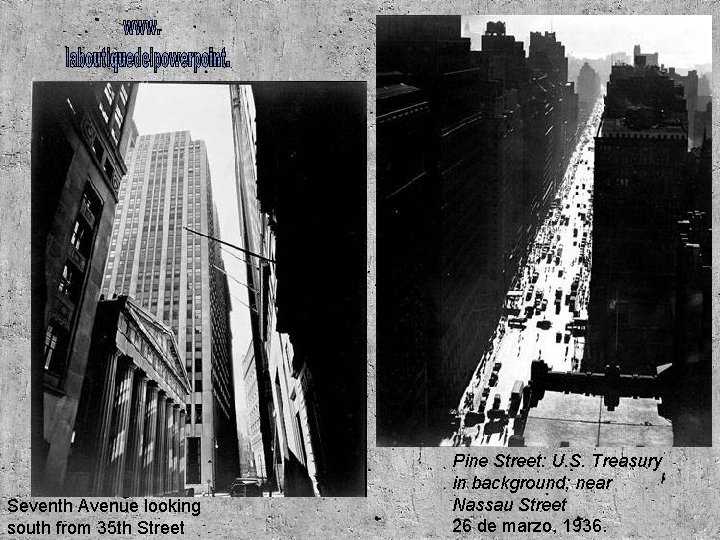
[
  {"xmin": 31, "ymin": 81, "xmax": 366, "ymax": 497},
  {"xmin": 376, "ymin": 15, "xmax": 711, "ymax": 448}
]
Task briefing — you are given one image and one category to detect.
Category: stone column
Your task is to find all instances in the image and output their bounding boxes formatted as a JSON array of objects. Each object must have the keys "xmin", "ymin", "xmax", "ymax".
[
  {"xmin": 179, "ymin": 408, "xmax": 186, "ymax": 493},
  {"xmin": 92, "ymin": 350, "xmax": 120, "ymax": 496},
  {"xmin": 128, "ymin": 373, "xmax": 149, "ymax": 496},
  {"xmin": 165, "ymin": 399, "xmax": 174, "ymax": 494},
  {"xmin": 172, "ymin": 405, "xmax": 181, "ymax": 494},
  {"xmin": 107, "ymin": 360, "xmax": 136, "ymax": 496},
  {"xmin": 142, "ymin": 384, "xmax": 160, "ymax": 496},
  {"xmin": 154, "ymin": 392, "xmax": 168, "ymax": 495}
]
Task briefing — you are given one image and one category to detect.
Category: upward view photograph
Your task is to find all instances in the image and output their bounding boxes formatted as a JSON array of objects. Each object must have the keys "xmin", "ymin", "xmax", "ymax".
[
  {"xmin": 377, "ymin": 15, "xmax": 711, "ymax": 448},
  {"xmin": 31, "ymin": 81, "xmax": 366, "ymax": 497}
]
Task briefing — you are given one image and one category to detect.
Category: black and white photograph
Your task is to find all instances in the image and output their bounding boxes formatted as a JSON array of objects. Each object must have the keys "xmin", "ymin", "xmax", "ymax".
[
  {"xmin": 377, "ymin": 15, "xmax": 712, "ymax": 448},
  {"xmin": 31, "ymin": 81, "xmax": 367, "ymax": 497}
]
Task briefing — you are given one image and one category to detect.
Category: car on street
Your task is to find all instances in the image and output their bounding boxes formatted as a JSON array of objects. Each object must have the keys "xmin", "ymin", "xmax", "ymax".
[
  {"xmin": 465, "ymin": 410, "xmax": 484, "ymax": 426},
  {"xmin": 492, "ymin": 394, "xmax": 502, "ymax": 409},
  {"xmin": 230, "ymin": 477, "xmax": 263, "ymax": 497},
  {"xmin": 536, "ymin": 319, "xmax": 552, "ymax": 330},
  {"xmin": 509, "ymin": 317, "xmax": 528, "ymax": 327},
  {"xmin": 486, "ymin": 408, "xmax": 506, "ymax": 421}
]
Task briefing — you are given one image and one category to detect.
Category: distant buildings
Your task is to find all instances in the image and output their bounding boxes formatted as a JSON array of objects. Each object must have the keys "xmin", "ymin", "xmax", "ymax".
[
  {"xmin": 577, "ymin": 62, "xmax": 601, "ymax": 118},
  {"xmin": 231, "ymin": 83, "xmax": 367, "ymax": 495},
  {"xmin": 239, "ymin": 343, "xmax": 268, "ymax": 482},
  {"xmin": 666, "ymin": 66, "xmax": 706, "ymax": 148},
  {"xmin": 101, "ymin": 130, "xmax": 239, "ymax": 493},
  {"xmin": 377, "ymin": 17, "xmax": 579, "ymax": 445},
  {"xmin": 633, "ymin": 44, "xmax": 658, "ymax": 67},
  {"xmin": 32, "ymin": 82, "xmax": 137, "ymax": 494}
]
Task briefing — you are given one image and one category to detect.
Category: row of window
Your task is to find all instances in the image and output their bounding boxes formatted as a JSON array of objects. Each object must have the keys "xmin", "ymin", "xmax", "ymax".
[
  {"xmin": 98, "ymin": 83, "xmax": 129, "ymax": 146},
  {"xmin": 46, "ymin": 185, "xmax": 103, "ymax": 383}
]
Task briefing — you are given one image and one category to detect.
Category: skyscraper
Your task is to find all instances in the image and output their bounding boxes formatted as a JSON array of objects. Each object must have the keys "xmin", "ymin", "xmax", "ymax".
[
  {"xmin": 101, "ymin": 130, "xmax": 239, "ymax": 493},
  {"xmin": 590, "ymin": 59, "xmax": 688, "ymax": 375}
]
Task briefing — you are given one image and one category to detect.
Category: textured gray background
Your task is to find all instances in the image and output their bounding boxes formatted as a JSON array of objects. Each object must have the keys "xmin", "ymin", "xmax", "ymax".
[{"xmin": 0, "ymin": 1, "xmax": 718, "ymax": 538}]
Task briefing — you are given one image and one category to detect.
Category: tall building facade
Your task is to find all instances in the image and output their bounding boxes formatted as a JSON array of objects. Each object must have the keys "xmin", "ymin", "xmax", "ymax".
[
  {"xmin": 231, "ymin": 85, "xmax": 317, "ymax": 496},
  {"xmin": 102, "ymin": 130, "xmax": 239, "ymax": 492},
  {"xmin": 377, "ymin": 72, "xmax": 439, "ymax": 443},
  {"xmin": 231, "ymin": 83, "xmax": 366, "ymax": 495},
  {"xmin": 589, "ymin": 60, "xmax": 688, "ymax": 375},
  {"xmin": 32, "ymin": 82, "xmax": 137, "ymax": 494},
  {"xmin": 590, "ymin": 56, "xmax": 712, "ymax": 445},
  {"xmin": 377, "ymin": 16, "xmax": 493, "ymax": 444}
]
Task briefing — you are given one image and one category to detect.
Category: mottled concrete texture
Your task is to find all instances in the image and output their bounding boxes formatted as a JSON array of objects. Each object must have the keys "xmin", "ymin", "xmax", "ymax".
[{"xmin": 0, "ymin": 1, "xmax": 719, "ymax": 538}]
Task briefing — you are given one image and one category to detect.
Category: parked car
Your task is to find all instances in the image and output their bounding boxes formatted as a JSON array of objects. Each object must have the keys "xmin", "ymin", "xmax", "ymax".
[
  {"xmin": 486, "ymin": 408, "xmax": 506, "ymax": 421},
  {"xmin": 465, "ymin": 410, "xmax": 484, "ymax": 426},
  {"xmin": 230, "ymin": 478, "xmax": 263, "ymax": 497},
  {"xmin": 536, "ymin": 319, "xmax": 552, "ymax": 330}
]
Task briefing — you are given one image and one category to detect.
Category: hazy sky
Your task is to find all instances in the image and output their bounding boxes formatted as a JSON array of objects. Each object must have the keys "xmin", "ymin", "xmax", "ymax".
[
  {"xmin": 464, "ymin": 15, "xmax": 712, "ymax": 72},
  {"xmin": 132, "ymin": 83, "xmax": 251, "ymax": 436}
]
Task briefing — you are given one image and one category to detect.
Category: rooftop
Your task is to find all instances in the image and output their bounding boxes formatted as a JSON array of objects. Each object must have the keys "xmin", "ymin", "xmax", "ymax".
[{"xmin": 523, "ymin": 390, "xmax": 673, "ymax": 447}]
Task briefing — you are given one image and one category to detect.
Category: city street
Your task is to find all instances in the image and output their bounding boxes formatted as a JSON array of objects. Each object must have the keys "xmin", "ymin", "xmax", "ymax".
[{"xmin": 445, "ymin": 98, "xmax": 605, "ymax": 447}]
